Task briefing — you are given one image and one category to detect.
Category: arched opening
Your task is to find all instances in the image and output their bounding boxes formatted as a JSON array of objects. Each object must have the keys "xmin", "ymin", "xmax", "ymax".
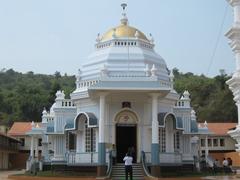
[
  {"xmin": 66, "ymin": 112, "xmax": 98, "ymax": 153},
  {"xmin": 158, "ymin": 113, "xmax": 182, "ymax": 153},
  {"xmin": 114, "ymin": 109, "xmax": 139, "ymax": 163}
]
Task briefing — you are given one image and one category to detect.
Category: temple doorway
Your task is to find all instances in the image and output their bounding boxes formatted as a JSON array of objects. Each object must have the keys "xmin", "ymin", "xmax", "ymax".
[{"xmin": 116, "ymin": 124, "xmax": 137, "ymax": 163}]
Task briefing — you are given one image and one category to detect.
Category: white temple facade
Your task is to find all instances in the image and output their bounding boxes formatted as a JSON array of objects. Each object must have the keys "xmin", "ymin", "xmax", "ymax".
[{"xmin": 27, "ymin": 6, "xmax": 200, "ymax": 177}]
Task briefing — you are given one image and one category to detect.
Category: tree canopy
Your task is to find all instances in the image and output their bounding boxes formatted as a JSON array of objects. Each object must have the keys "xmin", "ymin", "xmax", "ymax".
[{"xmin": 0, "ymin": 68, "xmax": 237, "ymax": 126}]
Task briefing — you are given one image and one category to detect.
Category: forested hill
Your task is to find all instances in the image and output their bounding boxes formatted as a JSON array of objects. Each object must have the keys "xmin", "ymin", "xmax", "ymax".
[{"xmin": 0, "ymin": 68, "xmax": 237, "ymax": 126}]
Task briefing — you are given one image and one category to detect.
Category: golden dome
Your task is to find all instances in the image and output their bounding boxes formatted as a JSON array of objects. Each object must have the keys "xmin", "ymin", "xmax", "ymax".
[{"xmin": 101, "ymin": 24, "xmax": 149, "ymax": 42}]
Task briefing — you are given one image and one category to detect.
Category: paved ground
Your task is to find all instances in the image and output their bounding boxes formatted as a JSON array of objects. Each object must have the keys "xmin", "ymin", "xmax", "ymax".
[
  {"xmin": 1, "ymin": 171, "xmax": 240, "ymax": 180},
  {"xmin": 0, "ymin": 170, "xmax": 24, "ymax": 180}
]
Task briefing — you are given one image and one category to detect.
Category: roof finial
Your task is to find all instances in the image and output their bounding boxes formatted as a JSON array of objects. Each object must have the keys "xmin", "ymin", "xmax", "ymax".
[
  {"xmin": 120, "ymin": 3, "xmax": 128, "ymax": 25},
  {"xmin": 121, "ymin": 3, "xmax": 127, "ymax": 11}
]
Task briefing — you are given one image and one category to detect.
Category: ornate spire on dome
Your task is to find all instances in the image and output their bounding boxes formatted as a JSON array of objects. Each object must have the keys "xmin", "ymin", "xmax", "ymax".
[
  {"xmin": 112, "ymin": 28, "xmax": 116, "ymax": 38},
  {"xmin": 96, "ymin": 33, "xmax": 101, "ymax": 43},
  {"xmin": 145, "ymin": 64, "xmax": 151, "ymax": 77},
  {"xmin": 151, "ymin": 64, "xmax": 157, "ymax": 77},
  {"xmin": 149, "ymin": 33, "xmax": 154, "ymax": 44},
  {"xmin": 135, "ymin": 31, "xmax": 140, "ymax": 38},
  {"xmin": 120, "ymin": 3, "xmax": 128, "ymax": 25}
]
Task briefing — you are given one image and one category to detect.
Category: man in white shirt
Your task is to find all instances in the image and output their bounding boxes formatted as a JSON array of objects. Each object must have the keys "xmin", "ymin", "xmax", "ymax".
[
  {"xmin": 222, "ymin": 158, "xmax": 228, "ymax": 173},
  {"xmin": 123, "ymin": 152, "xmax": 133, "ymax": 180}
]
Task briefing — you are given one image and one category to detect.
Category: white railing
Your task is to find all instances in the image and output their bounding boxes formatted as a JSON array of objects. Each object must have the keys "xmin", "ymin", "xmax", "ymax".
[
  {"xmin": 66, "ymin": 151, "xmax": 109, "ymax": 164},
  {"xmin": 144, "ymin": 152, "xmax": 182, "ymax": 164},
  {"xmin": 76, "ymin": 80, "xmax": 100, "ymax": 89},
  {"xmin": 61, "ymin": 100, "xmax": 75, "ymax": 107}
]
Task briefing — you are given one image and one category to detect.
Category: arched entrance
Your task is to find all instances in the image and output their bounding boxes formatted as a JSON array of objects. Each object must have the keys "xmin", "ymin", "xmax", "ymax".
[{"xmin": 114, "ymin": 109, "xmax": 138, "ymax": 163}]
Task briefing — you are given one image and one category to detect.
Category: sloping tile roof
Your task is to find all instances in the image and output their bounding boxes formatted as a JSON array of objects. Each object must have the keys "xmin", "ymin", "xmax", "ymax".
[
  {"xmin": 0, "ymin": 132, "xmax": 19, "ymax": 142},
  {"xmin": 8, "ymin": 122, "xmax": 42, "ymax": 136},
  {"xmin": 198, "ymin": 123, "xmax": 237, "ymax": 135}
]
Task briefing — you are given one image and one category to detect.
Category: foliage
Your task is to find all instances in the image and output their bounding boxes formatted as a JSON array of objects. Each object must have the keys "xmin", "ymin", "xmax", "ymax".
[
  {"xmin": 0, "ymin": 68, "xmax": 237, "ymax": 126},
  {"xmin": 0, "ymin": 69, "xmax": 75, "ymax": 125},
  {"xmin": 173, "ymin": 68, "xmax": 237, "ymax": 122}
]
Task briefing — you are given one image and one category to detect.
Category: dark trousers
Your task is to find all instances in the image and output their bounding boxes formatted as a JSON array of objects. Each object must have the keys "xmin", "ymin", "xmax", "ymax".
[{"xmin": 125, "ymin": 165, "xmax": 132, "ymax": 180}]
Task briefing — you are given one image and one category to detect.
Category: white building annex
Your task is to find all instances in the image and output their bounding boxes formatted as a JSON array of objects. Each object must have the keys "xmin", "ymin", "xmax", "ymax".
[{"xmin": 26, "ymin": 5, "xmax": 200, "ymax": 178}]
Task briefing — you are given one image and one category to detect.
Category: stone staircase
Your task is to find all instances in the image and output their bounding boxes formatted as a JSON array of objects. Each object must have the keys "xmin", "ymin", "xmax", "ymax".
[{"xmin": 111, "ymin": 163, "xmax": 145, "ymax": 180}]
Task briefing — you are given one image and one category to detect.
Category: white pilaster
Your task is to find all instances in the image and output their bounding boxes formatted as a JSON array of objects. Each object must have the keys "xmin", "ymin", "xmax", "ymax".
[
  {"xmin": 205, "ymin": 135, "xmax": 209, "ymax": 159},
  {"xmin": 76, "ymin": 131, "xmax": 82, "ymax": 153},
  {"xmin": 35, "ymin": 138, "xmax": 38, "ymax": 159},
  {"xmin": 30, "ymin": 136, "xmax": 34, "ymax": 157}
]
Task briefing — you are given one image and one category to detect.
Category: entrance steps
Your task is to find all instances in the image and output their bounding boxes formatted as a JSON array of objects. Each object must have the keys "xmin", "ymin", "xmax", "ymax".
[{"xmin": 111, "ymin": 163, "xmax": 144, "ymax": 180}]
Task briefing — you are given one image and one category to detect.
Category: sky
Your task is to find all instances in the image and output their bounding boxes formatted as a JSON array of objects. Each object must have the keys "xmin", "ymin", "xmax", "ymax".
[{"xmin": 0, "ymin": 0, "xmax": 235, "ymax": 77}]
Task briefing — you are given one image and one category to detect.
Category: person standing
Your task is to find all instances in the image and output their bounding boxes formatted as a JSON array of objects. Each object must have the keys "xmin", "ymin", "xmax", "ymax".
[
  {"xmin": 112, "ymin": 144, "xmax": 116, "ymax": 165},
  {"xmin": 123, "ymin": 152, "xmax": 133, "ymax": 180},
  {"xmin": 222, "ymin": 158, "xmax": 228, "ymax": 173}
]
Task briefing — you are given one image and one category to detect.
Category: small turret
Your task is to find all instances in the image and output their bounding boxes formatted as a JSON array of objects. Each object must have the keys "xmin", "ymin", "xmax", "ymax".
[
  {"xmin": 96, "ymin": 33, "xmax": 101, "ymax": 43},
  {"xmin": 176, "ymin": 90, "xmax": 191, "ymax": 108},
  {"xmin": 169, "ymin": 70, "xmax": 174, "ymax": 89},
  {"xmin": 100, "ymin": 64, "xmax": 108, "ymax": 77},
  {"xmin": 55, "ymin": 90, "xmax": 65, "ymax": 107},
  {"xmin": 145, "ymin": 64, "xmax": 151, "ymax": 77},
  {"xmin": 149, "ymin": 33, "xmax": 154, "ymax": 44},
  {"xmin": 135, "ymin": 30, "xmax": 140, "ymax": 38},
  {"xmin": 151, "ymin": 64, "xmax": 157, "ymax": 77},
  {"xmin": 191, "ymin": 109, "xmax": 196, "ymax": 121},
  {"xmin": 42, "ymin": 107, "xmax": 48, "ymax": 123}
]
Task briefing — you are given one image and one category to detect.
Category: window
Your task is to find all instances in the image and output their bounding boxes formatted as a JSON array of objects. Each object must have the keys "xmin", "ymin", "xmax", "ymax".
[
  {"xmin": 20, "ymin": 138, "xmax": 25, "ymax": 146},
  {"xmin": 159, "ymin": 128, "xmax": 166, "ymax": 152},
  {"xmin": 38, "ymin": 138, "xmax": 42, "ymax": 146},
  {"xmin": 208, "ymin": 138, "xmax": 212, "ymax": 147},
  {"xmin": 213, "ymin": 139, "xmax": 218, "ymax": 147},
  {"xmin": 85, "ymin": 121, "xmax": 96, "ymax": 152},
  {"xmin": 220, "ymin": 138, "xmax": 225, "ymax": 147},
  {"xmin": 174, "ymin": 131, "xmax": 180, "ymax": 151},
  {"xmin": 122, "ymin": 102, "xmax": 131, "ymax": 108},
  {"xmin": 201, "ymin": 139, "xmax": 205, "ymax": 147}
]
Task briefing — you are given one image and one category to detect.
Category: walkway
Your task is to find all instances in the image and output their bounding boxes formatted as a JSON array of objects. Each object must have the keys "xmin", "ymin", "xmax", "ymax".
[{"xmin": 0, "ymin": 170, "xmax": 24, "ymax": 180}]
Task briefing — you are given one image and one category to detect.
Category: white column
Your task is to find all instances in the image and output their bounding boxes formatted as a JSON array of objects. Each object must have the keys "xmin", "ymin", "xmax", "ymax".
[
  {"xmin": 205, "ymin": 135, "xmax": 208, "ymax": 159},
  {"xmin": 151, "ymin": 94, "xmax": 159, "ymax": 144},
  {"xmin": 35, "ymin": 138, "xmax": 38, "ymax": 160},
  {"xmin": 98, "ymin": 92, "xmax": 107, "ymax": 165},
  {"xmin": 235, "ymin": 52, "xmax": 240, "ymax": 71},
  {"xmin": 99, "ymin": 93, "xmax": 106, "ymax": 143},
  {"xmin": 30, "ymin": 136, "xmax": 34, "ymax": 157},
  {"xmin": 233, "ymin": 3, "xmax": 240, "ymax": 25},
  {"xmin": 150, "ymin": 93, "xmax": 159, "ymax": 165}
]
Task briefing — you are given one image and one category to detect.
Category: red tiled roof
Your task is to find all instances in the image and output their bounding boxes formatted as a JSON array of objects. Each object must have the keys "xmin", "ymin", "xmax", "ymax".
[
  {"xmin": 8, "ymin": 122, "xmax": 42, "ymax": 136},
  {"xmin": 199, "ymin": 123, "xmax": 237, "ymax": 135}
]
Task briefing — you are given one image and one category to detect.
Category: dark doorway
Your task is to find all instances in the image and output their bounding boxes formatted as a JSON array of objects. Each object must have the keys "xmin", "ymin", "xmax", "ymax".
[{"xmin": 116, "ymin": 124, "xmax": 137, "ymax": 163}]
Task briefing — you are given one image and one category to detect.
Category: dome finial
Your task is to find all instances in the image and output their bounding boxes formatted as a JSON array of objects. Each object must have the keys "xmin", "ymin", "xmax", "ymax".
[
  {"xmin": 121, "ymin": 3, "xmax": 127, "ymax": 11},
  {"xmin": 120, "ymin": 3, "xmax": 128, "ymax": 25}
]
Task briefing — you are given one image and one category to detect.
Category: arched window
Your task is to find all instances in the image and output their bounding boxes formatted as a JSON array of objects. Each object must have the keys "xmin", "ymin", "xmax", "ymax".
[
  {"xmin": 159, "ymin": 128, "xmax": 166, "ymax": 152},
  {"xmin": 85, "ymin": 120, "xmax": 96, "ymax": 152}
]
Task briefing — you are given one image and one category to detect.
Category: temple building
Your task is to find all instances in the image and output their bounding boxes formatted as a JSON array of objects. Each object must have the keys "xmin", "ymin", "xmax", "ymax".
[{"xmin": 26, "ymin": 5, "xmax": 200, "ymax": 178}]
